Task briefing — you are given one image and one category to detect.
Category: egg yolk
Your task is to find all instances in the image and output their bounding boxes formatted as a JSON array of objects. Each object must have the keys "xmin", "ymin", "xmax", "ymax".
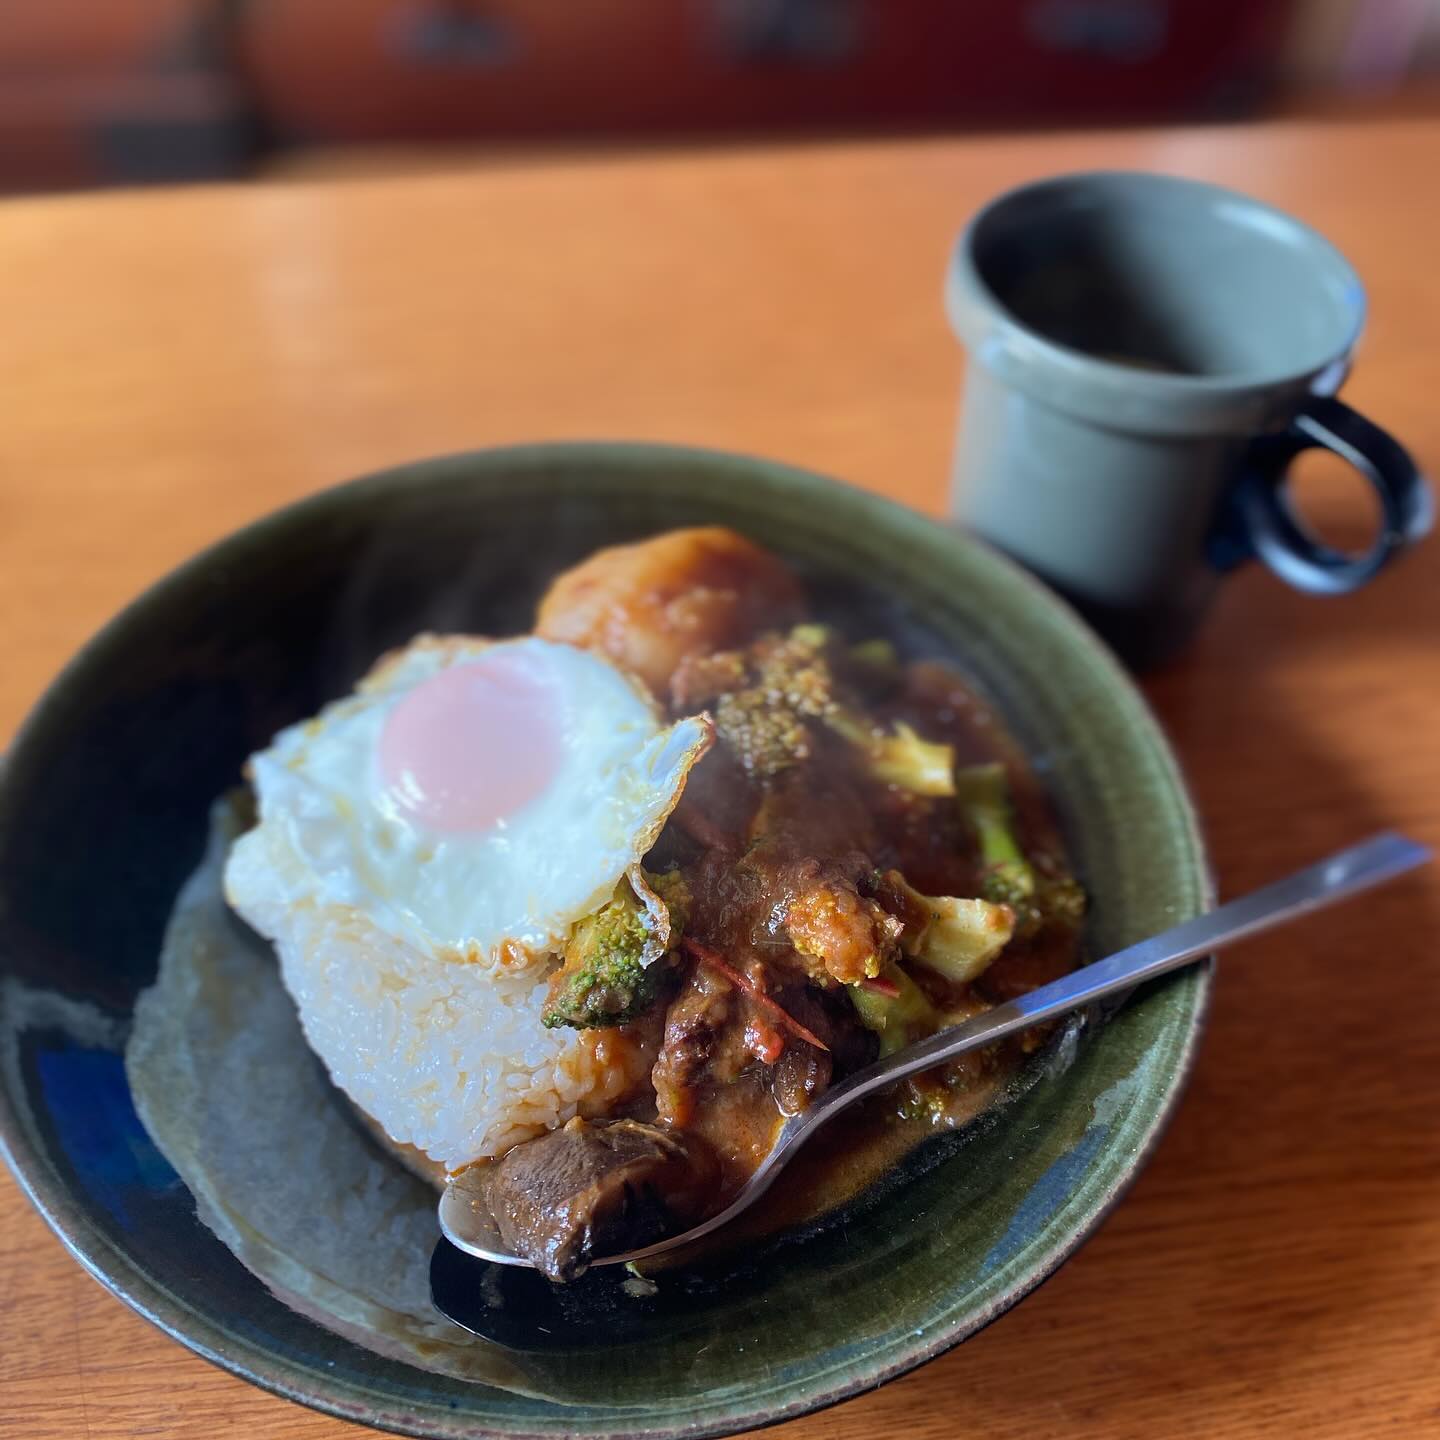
[{"xmin": 378, "ymin": 651, "xmax": 563, "ymax": 833}]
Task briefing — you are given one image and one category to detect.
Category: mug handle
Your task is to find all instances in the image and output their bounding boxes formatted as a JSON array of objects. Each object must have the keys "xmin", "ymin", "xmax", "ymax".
[{"xmin": 1221, "ymin": 396, "xmax": 1434, "ymax": 595}]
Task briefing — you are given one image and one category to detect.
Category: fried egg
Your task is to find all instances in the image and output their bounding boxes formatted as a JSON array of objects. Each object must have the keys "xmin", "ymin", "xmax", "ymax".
[{"xmin": 226, "ymin": 634, "xmax": 711, "ymax": 969}]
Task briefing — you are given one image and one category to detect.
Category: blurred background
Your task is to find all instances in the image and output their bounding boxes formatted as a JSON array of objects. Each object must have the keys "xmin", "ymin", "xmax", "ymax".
[{"xmin": 2, "ymin": 0, "xmax": 1439, "ymax": 194}]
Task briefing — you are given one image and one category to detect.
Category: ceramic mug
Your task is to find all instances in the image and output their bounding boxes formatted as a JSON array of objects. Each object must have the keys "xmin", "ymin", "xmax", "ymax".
[{"xmin": 945, "ymin": 171, "xmax": 1433, "ymax": 667}]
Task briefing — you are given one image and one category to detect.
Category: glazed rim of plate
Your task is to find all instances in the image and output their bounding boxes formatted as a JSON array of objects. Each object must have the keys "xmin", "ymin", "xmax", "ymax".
[{"xmin": 0, "ymin": 441, "xmax": 1212, "ymax": 1440}]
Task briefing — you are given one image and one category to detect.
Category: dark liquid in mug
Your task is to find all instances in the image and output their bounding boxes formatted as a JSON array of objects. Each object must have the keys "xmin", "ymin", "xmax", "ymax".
[{"xmin": 1001, "ymin": 268, "xmax": 1206, "ymax": 375}]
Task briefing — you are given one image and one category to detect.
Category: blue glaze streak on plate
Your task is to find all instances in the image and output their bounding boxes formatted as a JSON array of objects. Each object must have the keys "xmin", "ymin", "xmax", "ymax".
[
  {"xmin": 36, "ymin": 1043, "xmax": 181, "ymax": 1230},
  {"xmin": 979, "ymin": 1125, "xmax": 1109, "ymax": 1278}
]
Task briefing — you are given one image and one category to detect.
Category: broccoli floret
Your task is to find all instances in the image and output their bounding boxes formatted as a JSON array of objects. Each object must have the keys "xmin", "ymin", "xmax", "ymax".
[
  {"xmin": 848, "ymin": 967, "xmax": 943, "ymax": 1057},
  {"xmin": 826, "ymin": 713, "xmax": 955, "ymax": 796},
  {"xmin": 954, "ymin": 764, "xmax": 1087, "ymax": 936},
  {"xmin": 647, "ymin": 868, "xmax": 692, "ymax": 933},
  {"xmin": 780, "ymin": 629, "xmax": 955, "ymax": 794},
  {"xmin": 773, "ymin": 629, "xmax": 953, "ymax": 795},
  {"xmin": 714, "ymin": 691, "xmax": 812, "ymax": 779},
  {"xmin": 542, "ymin": 874, "xmax": 679, "ymax": 1029},
  {"xmin": 542, "ymin": 894, "xmax": 656, "ymax": 1029},
  {"xmin": 756, "ymin": 624, "xmax": 835, "ymax": 716},
  {"xmin": 875, "ymin": 869, "xmax": 1014, "ymax": 984},
  {"xmin": 698, "ymin": 623, "xmax": 956, "ymax": 794},
  {"xmin": 706, "ymin": 625, "xmax": 834, "ymax": 778},
  {"xmin": 955, "ymin": 762, "xmax": 1035, "ymax": 905}
]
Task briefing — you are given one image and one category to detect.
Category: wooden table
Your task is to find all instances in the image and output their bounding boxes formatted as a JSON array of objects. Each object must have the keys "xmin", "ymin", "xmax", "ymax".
[{"xmin": 3, "ymin": 117, "xmax": 1438, "ymax": 1440}]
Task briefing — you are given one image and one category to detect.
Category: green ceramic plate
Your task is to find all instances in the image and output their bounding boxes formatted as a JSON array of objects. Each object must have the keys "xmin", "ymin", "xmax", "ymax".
[{"xmin": 0, "ymin": 443, "xmax": 1209, "ymax": 1438}]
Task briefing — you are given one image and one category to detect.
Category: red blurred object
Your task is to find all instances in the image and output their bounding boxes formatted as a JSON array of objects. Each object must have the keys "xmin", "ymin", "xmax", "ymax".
[
  {"xmin": 242, "ymin": 0, "xmax": 1293, "ymax": 142},
  {"xmin": 0, "ymin": 72, "xmax": 245, "ymax": 190},
  {"xmin": 0, "ymin": 0, "xmax": 197, "ymax": 68},
  {"xmin": 0, "ymin": 0, "xmax": 1296, "ymax": 191},
  {"xmin": 0, "ymin": 0, "xmax": 249, "ymax": 189}
]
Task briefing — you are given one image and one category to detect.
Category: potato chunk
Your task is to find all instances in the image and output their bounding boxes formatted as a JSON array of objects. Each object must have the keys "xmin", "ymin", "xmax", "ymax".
[{"xmin": 536, "ymin": 527, "xmax": 803, "ymax": 699}]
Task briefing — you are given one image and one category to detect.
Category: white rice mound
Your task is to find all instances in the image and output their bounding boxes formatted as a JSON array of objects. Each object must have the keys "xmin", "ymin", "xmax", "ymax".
[{"xmin": 225, "ymin": 826, "xmax": 646, "ymax": 1171}]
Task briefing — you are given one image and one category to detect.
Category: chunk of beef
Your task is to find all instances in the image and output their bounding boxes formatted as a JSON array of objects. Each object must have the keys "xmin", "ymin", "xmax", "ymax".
[
  {"xmin": 650, "ymin": 958, "xmax": 752, "ymax": 1126},
  {"xmin": 484, "ymin": 1118, "xmax": 719, "ymax": 1281},
  {"xmin": 766, "ymin": 982, "xmax": 879, "ymax": 1115}
]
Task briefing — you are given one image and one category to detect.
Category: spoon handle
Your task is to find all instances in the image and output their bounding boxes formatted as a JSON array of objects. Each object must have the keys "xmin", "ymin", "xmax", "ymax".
[{"xmin": 818, "ymin": 831, "xmax": 1430, "ymax": 1114}]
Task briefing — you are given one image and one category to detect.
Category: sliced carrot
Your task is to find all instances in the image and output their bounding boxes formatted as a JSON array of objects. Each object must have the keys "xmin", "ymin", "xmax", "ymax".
[{"xmin": 683, "ymin": 939, "xmax": 831, "ymax": 1053}]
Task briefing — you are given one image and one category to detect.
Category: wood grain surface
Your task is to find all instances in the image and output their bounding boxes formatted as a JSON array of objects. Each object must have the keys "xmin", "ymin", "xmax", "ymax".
[{"xmin": 2, "ymin": 118, "xmax": 1438, "ymax": 1440}]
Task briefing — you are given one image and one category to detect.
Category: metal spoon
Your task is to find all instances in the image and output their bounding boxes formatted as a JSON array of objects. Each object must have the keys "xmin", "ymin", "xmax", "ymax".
[{"xmin": 439, "ymin": 832, "xmax": 1428, "ymax": 1272}]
